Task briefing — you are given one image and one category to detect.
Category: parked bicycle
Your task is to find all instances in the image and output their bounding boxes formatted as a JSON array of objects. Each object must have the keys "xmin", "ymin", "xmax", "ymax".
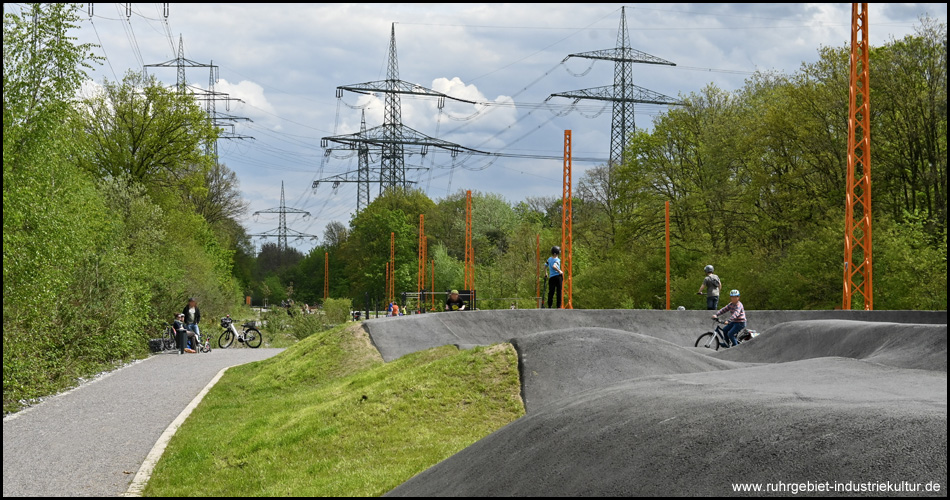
[
  {"xmin": 160, "ymin": 324, "xmax": 176, "ymax": 351},
  {"xmin": 218, "ymin": 315, "xmax": 263, "ymax": 348},
  {"xmin": 695, "ymin": 318, "xmax": 759, "ymax": 351}
]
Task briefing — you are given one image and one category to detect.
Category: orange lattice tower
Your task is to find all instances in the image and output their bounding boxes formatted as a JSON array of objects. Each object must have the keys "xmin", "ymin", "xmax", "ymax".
[
  {"xmin": 561, "ymin": 131, "xmax": 573, "ymax": 309},
  {"xmin": 464, "ymin": 190, "xmax": 474, "ymax": 291},
  {"xmin": 843, "ymin": 3, "xmax": 873, "ymax": 310},
  {"xmin": 536, "ymin": 234, "xmax": 541, "ymax": 309},
  {"xmin": 417, "ymin": 214, "xmax": 425, "ymax": 308},
  {"xmin": 390, "ymin": 232, "xmax": 396, "ymax": 303},
  {"xmin": 665, "ymin": 201, "xmax": 671, "ymax": 310}
]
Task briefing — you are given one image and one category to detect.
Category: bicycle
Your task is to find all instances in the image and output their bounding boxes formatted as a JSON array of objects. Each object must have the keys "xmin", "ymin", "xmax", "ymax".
[
  {"xmin": 217, "ymin": 315, "xmax": 263, "ymax": 348},
  {"xmin": 160, "ymin": 324, "xmax": 177, "ymax": 351},
  {"xmin": 695, "ymin": 318, "xmax": 759, "ymax": 351}
]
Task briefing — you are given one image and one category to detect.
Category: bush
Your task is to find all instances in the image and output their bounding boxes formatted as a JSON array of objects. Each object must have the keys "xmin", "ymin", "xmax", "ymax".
[{"xmin": 323, "ymin": 298, "xmax": 353, "ymax": 325}]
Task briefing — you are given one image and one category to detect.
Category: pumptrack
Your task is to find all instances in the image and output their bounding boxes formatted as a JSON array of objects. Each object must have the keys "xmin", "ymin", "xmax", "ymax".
[{"xmin": 364, "ymin": 309, "xmax": 947, "ymax": 497}]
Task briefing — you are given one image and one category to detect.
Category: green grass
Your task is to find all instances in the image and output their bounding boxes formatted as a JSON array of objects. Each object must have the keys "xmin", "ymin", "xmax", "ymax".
[{"xmin": 144, "ymin": 323, "xmax": 524, "ymax": 496}]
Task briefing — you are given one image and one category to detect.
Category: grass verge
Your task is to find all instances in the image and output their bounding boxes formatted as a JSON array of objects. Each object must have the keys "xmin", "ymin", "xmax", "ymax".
[{"xmin": 143, "ymin": 323, "xmax": 524, "ymax": 496}]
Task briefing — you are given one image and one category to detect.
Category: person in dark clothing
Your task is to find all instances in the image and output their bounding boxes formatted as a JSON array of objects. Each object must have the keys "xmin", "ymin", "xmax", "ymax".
[
  {"xmin": 173, "ymin": 313, "xmax": 197, "ymax": 353},
  {"xmin": 445, "ymin": 290, "xmax": 467, "ymax": 311},
  {"xmin": 182, "ymin": 297, "xmax": 201, "ymax": 341},
  {"xmin": 546, "ymin": 246, "xmax": 563, "ymax": 309}
]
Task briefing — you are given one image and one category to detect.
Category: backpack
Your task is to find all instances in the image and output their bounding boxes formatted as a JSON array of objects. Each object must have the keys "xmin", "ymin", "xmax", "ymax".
[{"xmin": 711, "ymin": 274, "xmax": 721, "ymax": 290}]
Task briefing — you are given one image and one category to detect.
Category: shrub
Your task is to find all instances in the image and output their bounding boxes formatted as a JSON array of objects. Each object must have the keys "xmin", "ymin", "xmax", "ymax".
[{"xmin": 323, "ymin": 298, "xmax": 353, "ymax": 325}]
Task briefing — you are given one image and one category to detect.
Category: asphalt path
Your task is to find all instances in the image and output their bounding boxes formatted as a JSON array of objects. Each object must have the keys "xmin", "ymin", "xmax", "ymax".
[{"xmin": 2, "ymin": 348, "xmax": 283, "ymax": 497}]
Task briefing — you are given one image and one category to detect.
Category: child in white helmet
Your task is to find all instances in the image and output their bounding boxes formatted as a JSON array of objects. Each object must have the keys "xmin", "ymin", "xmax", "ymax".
[{"xmin": 713, "ymin": 289, "xmax": 746, "ymax": 348}]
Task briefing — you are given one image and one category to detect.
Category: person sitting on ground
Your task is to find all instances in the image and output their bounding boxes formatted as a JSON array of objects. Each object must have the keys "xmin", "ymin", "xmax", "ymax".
[
  {"xmin": 713, "ymin": 289, "xmax": 746, "ymax": 348},
  {"xmin": 445, "ymin": 290, "xmax": 467, "ymax": 311},
  {"xmin": 173, "ymin": 313, "xmax": 197, "ymax": 353}
]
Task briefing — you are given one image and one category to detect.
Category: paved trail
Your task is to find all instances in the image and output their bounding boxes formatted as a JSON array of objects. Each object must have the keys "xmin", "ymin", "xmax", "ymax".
[{"xmin": 3, "ymin": 348, "xmax": 283, "ymax": 497}]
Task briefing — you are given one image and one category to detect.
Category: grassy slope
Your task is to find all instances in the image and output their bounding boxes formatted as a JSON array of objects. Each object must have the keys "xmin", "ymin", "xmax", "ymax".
[{"xmin": 144, "ymin": 322, "xmax": 524, "ymax": 496}]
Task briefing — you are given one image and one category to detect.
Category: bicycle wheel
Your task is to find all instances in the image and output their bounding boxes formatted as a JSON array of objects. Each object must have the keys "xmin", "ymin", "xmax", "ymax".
[
  {"xmin": 162, "ymin": 328, "xmax": 176, "ymax": 351},
  {"xmin": 244, "ymin": 328, "xmax": 262, "ymax": 348},
  {"xmin": 218, "ymin": 330, "xmax": 234, "ymax": 349},
  {"xmin": 695, "ymin": 332, "xmax": 720, "ymax": 351}
]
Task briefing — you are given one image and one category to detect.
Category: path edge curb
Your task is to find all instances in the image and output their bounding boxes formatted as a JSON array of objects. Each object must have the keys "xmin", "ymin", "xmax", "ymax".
[{"xmin": 123, "ymin": 364, "xmax": 234, "ymax": 496}]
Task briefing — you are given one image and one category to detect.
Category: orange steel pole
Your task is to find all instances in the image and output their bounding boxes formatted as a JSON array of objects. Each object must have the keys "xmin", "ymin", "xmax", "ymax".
[
  {"xmin": 843, "ymin": 3, "xmax": 873, "ymax": 310},
  {"xmin": 536, "ymin": 233, "xmax": 541, "ymax": 309},
  {"xmin": 464, "ymin": 190, "xmax": 474, "ymax": 291},
  {"xmin": 324, "ymin": 252, "xmax": 329, "ymax": 300},
  {"xmin": 418, "ymin": 214, "xmax": 425, "ymax": 306},
  {"xmin": 665, "ymin": 201, "xmax": 671, "ymax": 310},
  {"xmin": 561, "ymin": 130, "xmax": 573, "ymax": 309},
  {"xmin": 390, "ymin": 231, "xmax": 395, "ymax": 304}
]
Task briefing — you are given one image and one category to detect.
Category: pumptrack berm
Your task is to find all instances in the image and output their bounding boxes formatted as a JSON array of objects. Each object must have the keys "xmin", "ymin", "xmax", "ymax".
[{"xmin": 363, "ymin": 309, "xmax": 947, "ymax": 497}]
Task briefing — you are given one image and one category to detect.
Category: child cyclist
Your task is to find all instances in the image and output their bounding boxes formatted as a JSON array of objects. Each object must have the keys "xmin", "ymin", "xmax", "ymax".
[{"xmin": 713, "ymin": 289, "xmax": 746, "ymax": 348}]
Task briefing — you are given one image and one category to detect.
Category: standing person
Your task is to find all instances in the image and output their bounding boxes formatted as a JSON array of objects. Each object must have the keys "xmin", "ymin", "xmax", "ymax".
[
  {"xmin": 713, "ymin": 289, "xmax": 746, "ymax": 348},
  {"xmin": 182, "ymin": 297, "xmax": 201, "ymax": 342},
  {"xmin": 546, "ymin": 246, "xmax": 563, "ymax": 309},
  {"xmin": 697, "ymin": 264, "xmax": 722, "ymax": 310}
]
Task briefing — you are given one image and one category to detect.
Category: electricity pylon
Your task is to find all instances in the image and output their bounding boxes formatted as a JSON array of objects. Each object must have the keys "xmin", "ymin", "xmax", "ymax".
[
  {"xmin": 318, "ymin": 24, "xmax": 486, "ymax": 210},
  {"xmin": 549, "ymin": 6, "xmax": 682, "ymax": 169},
  {"xmin": 248, "ymin": 181, "xmax": 318, "ymax": 251}
]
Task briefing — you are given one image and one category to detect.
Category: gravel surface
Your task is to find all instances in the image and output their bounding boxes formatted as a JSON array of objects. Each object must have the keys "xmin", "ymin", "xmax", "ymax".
[{"xmin": 2, "ymin": 348, "xmax": 283, "ymax": 497}]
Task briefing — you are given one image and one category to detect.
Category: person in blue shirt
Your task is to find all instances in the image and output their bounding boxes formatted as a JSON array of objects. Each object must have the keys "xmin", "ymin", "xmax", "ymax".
[{"xmin": 546, "ymin": 246, "xmax": 563, "ymax": 309}]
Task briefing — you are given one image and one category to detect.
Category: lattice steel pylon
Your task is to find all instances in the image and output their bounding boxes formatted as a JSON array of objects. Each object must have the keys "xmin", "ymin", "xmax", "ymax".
[
  {"xmin": 464, "ymin": 190, "xmax": 474, "ymax": 291},
  {"xmin": 319, "ymin": 24, "xmax": 487, "ymax": 210},
  {"xmin": 549, "ymin": 6, "xmax": 682, "ymax": 169},
  {"xmin": 561, "ymin": 131, "xmax": 573, "ymax": 309},
  {"xmin": 145, "ymin": 36, "xmax": 252, "ymax": 165},
  {"xmin": 843, "ymin": 3, "xmax": 873, "ymax": 310},
  {"xmin": 248, "ymin": 181, "xmax": 318, "ymax": 251}
]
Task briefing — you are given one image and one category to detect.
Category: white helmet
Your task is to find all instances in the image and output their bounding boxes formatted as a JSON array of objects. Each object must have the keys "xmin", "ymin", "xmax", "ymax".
[
  {"xmin": 704, "ymin": 265, "xmax": 714, "ymax": 273},
  {"xmin": 730, "ymin": 289, "xmax": 740, "ymax": 297}
]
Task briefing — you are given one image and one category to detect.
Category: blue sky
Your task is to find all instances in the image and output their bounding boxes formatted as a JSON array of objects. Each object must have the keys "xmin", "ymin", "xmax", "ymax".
[{"xmin": 49, "ymin": 3, "xmax": 949, "ymax": 252}]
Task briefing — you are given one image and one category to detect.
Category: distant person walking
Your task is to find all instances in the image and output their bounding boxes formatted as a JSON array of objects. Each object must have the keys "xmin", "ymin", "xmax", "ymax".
[
  {"xmin": 182, "ymin": 297, "xmax": 202, "ymax": 340},
  {"xmin": 697, "ymin": 264, "xmax": 722, "ymax": 310},
  {"xmin": 546, "ymin": 246, "xmax": 563, "ymax": 309}
]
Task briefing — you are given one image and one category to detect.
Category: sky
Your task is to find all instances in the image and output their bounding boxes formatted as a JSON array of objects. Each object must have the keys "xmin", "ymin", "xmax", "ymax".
[{"xmin": 45, "ymin": 3, "xmax": 949, "ymax": 252}]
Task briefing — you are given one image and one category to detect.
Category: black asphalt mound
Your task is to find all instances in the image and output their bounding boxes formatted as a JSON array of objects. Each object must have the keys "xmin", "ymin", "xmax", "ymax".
[
  {"xmin": 377, "ymin": 314, "xmax": 948, "ymax": 497},
  {"xmin": 716, "ymin": 320, "xmax": 948, "ymax": 372},
  {"xmin": 388, "ymin": 357, "xmax": 947, "ymax": 497},
  {"xmin": 365, "ymin": 309, "xmax": 947, "ymax": 361},
  {"xmin": 513, "ymin": 327, "xmax": 742, "ymax": 412}
]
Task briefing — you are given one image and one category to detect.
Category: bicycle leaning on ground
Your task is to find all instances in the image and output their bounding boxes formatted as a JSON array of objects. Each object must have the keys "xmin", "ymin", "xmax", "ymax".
[
  {"xmin": 217, "ymin": 315, "xmax": 263, "ymax": 348},
  {"xmin": 695, "ymin": 318, "xmax": 759, "ymax": 351}
]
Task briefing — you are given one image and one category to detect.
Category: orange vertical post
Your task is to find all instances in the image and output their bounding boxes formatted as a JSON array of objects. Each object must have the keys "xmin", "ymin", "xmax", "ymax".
[
  {"xmin": 665, "ymin": 201, "xmax": 671, "ymax": 310},
  {"xmin": 561, "ymin": 130, "xmax": 573, "ymax": 309},
  {"xmin": 536, "ymin": 233, "xmax": 541, "ymax": 309},
  {"xmin": 418, "ymin": 214, "xmax": 425, "ymax": 307},
  {"xmin": 324, "ymin": 252, "xmax": 329, "ymax": 300},
  {"xmin": 464, "ymin": 190, "xmax": 474, "ymax": 291},
  {"xmin": 843, "ymin": 3, "xmax": 873, "ymax": 310},
  {"xmin": 390, "ymin": 231, "xmax": 395, "ymax": 304}
]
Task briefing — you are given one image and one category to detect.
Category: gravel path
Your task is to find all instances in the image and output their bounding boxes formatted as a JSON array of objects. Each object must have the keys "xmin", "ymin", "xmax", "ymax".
[{"xmin": 2, "ymin": 348, "xmax": 283, "ymax": 497}]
